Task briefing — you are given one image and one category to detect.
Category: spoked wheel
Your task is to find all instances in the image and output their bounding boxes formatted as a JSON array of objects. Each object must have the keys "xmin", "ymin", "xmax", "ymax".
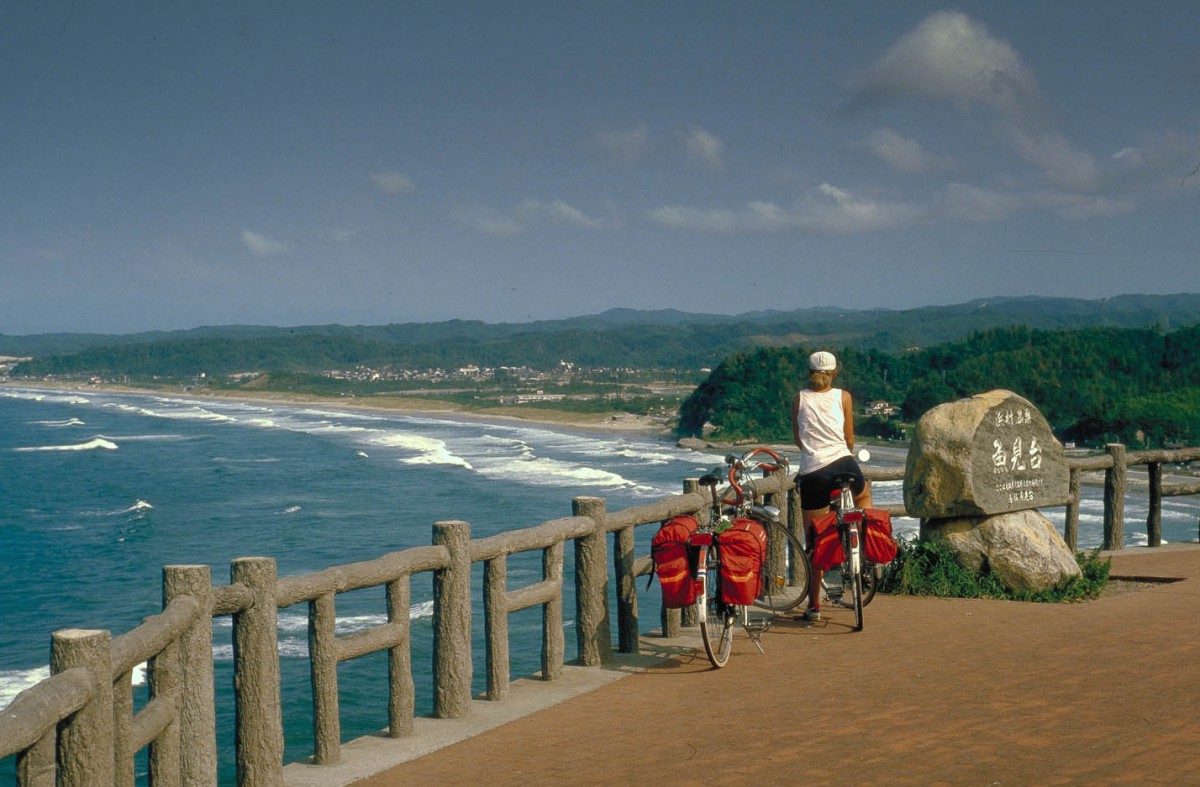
[
  {"xmin": 754, "ymin": 518, "xmax": 810, "ymax": 613},
  {"xmin": 861, "ymin": 562, "xmax": 878, "ymax": 607},
  {"xmin": 850, "ymin": 566, "xmax": 865, "ymax": 632},
  {"xmin": 697, "ymin": 551, "xmax": 733, "ymax": 668}
]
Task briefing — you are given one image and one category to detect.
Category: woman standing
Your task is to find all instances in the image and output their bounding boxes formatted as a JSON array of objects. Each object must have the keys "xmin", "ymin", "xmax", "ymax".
[{"xmin": 792, "ymin": 350, "xmax": 872, "ymax": 621}]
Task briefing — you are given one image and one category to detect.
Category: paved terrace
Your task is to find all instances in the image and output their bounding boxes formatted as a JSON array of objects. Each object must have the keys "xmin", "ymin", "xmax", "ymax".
[{"xmin": 288, "ymin": 545, "xmax": 1200, "ymax": 786}]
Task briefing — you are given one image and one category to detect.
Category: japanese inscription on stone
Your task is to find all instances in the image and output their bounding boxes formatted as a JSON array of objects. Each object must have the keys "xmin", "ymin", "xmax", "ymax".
[{"xmin": 904, "ymin": 390, "xmax": 1068, "ymax": 519}]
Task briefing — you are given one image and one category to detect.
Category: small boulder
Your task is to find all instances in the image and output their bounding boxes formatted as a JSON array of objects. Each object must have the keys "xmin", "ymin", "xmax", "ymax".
[{"xmin": 922, "ymin": 510, "xmax": 1082, "ymax": 592}]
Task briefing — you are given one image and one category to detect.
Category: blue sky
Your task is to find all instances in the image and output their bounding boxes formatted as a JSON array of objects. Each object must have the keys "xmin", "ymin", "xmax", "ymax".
[{"xmin": 2, "ymin": 1, "xmax": 1198, "ymax": 334}]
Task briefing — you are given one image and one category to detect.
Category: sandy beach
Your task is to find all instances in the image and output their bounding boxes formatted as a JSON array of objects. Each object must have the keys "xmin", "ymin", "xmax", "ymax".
[{"xmin": 2, "ymin": 380, "xmax": 675, "ymax": 437}]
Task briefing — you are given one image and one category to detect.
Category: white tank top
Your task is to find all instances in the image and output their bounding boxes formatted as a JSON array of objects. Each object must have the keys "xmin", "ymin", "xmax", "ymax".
[{"xmin": 794, "ymin": 387, "xmax": 851, "ymax": 475}]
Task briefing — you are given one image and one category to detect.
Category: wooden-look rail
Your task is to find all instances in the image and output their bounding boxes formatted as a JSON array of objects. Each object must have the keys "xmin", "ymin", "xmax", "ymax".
[{"xmin": 2, "ymin": 445, "xmax": 1197, "ymax": 785}]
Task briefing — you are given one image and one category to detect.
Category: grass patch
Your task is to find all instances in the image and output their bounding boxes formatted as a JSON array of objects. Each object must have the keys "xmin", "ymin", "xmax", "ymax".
[{"xmin": 879, "ymin": 537, "xmax": 1111, "ymax": 603}]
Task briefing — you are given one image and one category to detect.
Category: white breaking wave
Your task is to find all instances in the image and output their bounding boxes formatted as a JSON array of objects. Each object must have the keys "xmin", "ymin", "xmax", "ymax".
[
  {"xmin": 0, "ymin": 667, "xmax": 49, "ymax": 709},
  {"xmin": 1, "ymin": 663, "xmax": 145, "ymax": 710},
  {"xmin": 279, "ymin": 505, "xmax": 302, "ymax": 515},
  {"xmin": 369, "ymin": 432, "xmax": 473, "ymax": 469},
  {"xmin": 118, "ymin": 500, "xmax": 153, "ymax": 515},
  {"xmin": 0, "ymin": 389, "xmax": 90, "ymax": 405},
  {"xmin": 106, "ymin": 400, "xmax": 235, "ymax": 423},
  {"xmin": 14, "ymin": 437, "xmax": 118, "ymax": 452},
  {"xmin": 475, "ymin": 455, "xmax": 638, "ymax": 490},
  {"xmin": 32, "ymin": 417, "xmax": 86, "ymax": 427},
  {"xmin": 208, "ymin": 604, "xmax": 438, "ymax": 661}
]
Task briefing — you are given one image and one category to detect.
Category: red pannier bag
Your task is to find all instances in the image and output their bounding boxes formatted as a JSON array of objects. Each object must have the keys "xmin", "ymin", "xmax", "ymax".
[
  {"xmin": 652, "ymin": 515, "xmax": 700, "ymax": 608},
  {"xmin": 862, "ymin": 509, "xmax": 898, "ymax": 564},
  {"xmin": 716, "ymin": 517, "xmax": 768, "ymax": 605},
  {"xmin": 809, "ymin": 511, "xmax": 844, "ymax": 571}
]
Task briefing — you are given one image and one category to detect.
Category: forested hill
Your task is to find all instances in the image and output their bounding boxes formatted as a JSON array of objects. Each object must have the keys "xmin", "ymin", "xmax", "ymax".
[
  {"xmin": 6, "ymin": 293, "xmax": 1200, "ymax": 372},
  {"xmin": 677, "ymin": 323, "xmax": 1200, "ymax": 448}
]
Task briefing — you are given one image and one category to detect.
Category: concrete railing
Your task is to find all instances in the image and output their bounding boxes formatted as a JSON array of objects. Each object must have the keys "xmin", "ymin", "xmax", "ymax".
[
  {"xmin": 1, "ymin": 446, "xmax": 1196, "ymax": 784},
  {"xmin": 1060, "ymin": 446, "xmax": 1200, "ymax": 550}
]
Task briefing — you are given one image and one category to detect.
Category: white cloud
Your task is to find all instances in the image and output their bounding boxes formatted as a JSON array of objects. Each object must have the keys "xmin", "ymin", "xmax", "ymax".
[
  {"xmin": 517, "ymin": 199, "xmax": 604, "ymax": 228},
  {"xmin": 684, "ymin": 127, "xmax": 724, "ymax": 170},
  {"xmin": 859, "ymin": 128, "xmax": 955, "ymax": 174},
  {"xmin": 452, "ymin": 207, "xmax": 524, "ymax": 237},
  {"xmin": 592, "ymin": 125, "xmax": 649, "ymax": 162},
  {"xmin": 647, "ymin": 183, "xmax": 922, "ymax": 235},
  {"xmin": 852, "ymin": 11, "xmax": 1042, "ymax": 126},
  {"xmin": 370, "ymin": 171, "xmax": 416, "ymax": 195},
  {"xmin": 241, "ymin": 229, "xmax": 286, "ymax": 258},
  {"xmin": 1105, "ymin": 129, "xmax": 1200, "ymax": 193},
  {"xmin": 798, "ymin": 183, "xmax": 924, "ymax": 234},
  {"xmin": 850, "ymin": 11, "xmax": 1118, "ymax": 198},
  {"xmin": 1008, "ymin": 128, "xmax": 1100, "ymax": 192},
  {"xmin": 937, "ymin": 183, "xmax": 1022, "ymax": 222}
]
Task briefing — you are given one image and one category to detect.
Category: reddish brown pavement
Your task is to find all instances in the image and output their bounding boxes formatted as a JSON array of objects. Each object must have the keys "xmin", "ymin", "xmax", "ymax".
[{"xmin": 355, "ymin": 547, "xmax": 1200, "ymax": 786}]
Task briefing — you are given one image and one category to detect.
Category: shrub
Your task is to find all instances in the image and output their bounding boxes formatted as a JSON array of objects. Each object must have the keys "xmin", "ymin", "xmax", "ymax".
[{"xmin": 880, "ymin": 537, "xmax": 1110, "ymax": 603}]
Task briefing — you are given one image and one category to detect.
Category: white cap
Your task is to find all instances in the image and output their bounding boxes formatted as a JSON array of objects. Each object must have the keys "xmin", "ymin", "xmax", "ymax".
[{"xmin": 809, "ymin": 351, "xmax": 837, "ymax": 372}]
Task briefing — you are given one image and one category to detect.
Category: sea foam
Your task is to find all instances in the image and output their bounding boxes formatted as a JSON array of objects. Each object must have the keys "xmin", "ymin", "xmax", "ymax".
[{"xmin": 14, "ymin": 437, "xmax": 119, "ymax": 452}]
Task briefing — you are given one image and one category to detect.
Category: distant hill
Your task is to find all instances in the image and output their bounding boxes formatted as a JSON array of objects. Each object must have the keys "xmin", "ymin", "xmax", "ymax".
[{"xmin": 6, "ymin": 293, "xmax": 1200, "ymax": 376}]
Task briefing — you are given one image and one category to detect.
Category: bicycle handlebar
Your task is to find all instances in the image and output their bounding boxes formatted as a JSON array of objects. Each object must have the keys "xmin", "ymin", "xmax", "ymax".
[{"xmin": 724, "ymin": 446, "xmax": 790, "ymax": 505}]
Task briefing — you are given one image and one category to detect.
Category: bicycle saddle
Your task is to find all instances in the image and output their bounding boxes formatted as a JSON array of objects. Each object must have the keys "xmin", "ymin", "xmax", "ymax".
[
  {"xmin": 829, "ymin": 472, "xmax": 859, "ymax": 486},
  {"xmin": 698, "ymin": 471, "xmax": 722, "ymax": 487}
]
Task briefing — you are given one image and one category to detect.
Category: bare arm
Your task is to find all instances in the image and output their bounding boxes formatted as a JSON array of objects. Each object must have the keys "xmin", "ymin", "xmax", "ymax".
[
  {"xmin": 842, "ymin": 389, "xmax": 855, "ymax": 452},
  {"xmin": 791, "ymin": 392, "xmax": 804, "ymax": 451}
]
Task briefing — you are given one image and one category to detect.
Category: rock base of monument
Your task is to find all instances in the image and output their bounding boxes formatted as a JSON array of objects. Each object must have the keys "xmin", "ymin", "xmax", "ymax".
[{"xmin": 921, "ymin": 509, "xmax": 1082, "ymax": 592}]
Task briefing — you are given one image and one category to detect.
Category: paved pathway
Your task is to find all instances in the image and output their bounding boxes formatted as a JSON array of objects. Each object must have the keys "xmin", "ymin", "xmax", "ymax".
[{"xmin": 350, "ymin": 546, "xmax": 1199, "ymax": 786}]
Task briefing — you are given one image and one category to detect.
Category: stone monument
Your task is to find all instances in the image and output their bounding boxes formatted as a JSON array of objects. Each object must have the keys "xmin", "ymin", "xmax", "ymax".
[{"xmin": 904, "ymin": 390, "xmax": 1080, "ymax": 591}]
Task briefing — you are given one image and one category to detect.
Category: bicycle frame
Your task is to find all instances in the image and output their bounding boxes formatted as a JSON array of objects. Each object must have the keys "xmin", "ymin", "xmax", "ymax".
[
  {"xmin": 830, "ymin": 481, "xmax": 867, "ymax": 631},
  {"xmin": 689, "ymin": 447, "xmax": 810, "ymax": 668}
]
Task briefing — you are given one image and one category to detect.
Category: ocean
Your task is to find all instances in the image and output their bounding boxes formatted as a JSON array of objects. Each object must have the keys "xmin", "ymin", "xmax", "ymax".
[{"xmin": 1, "ymin": 386, "xmax": 1196, "ymax": 781}]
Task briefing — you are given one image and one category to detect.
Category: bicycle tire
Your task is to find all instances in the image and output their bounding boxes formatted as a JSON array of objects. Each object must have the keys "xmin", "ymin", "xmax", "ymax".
[
  {"xmin": 851, "ymin": 566, "xmax": 864, "ymax": 632},
  {"xmin": 861, "ymin": 562, "xmax": 878, "ymax": 607},
  {"xmin": 697, "ymin": 547, "xmax": 733, "ymax": 668},
  {"xmin": 754, "ymin": 516, "xmax": 811, "ymax": 612}
]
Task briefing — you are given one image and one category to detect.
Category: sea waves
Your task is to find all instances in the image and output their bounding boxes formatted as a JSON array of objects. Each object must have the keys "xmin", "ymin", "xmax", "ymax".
[
  {"xmin": 32, "ymin": 417, "xmax": 85, "ymax": 427},
  {"xmin": 209, "ymin": 603, "xmax": 437, "ymax": 661},
  {"xmin": 0, "ymin": 663, "xmax": 146, "ymax": 710},
  {"xmin": 14, "ymin": 436, "xmax": 118, "ymax": 452}
]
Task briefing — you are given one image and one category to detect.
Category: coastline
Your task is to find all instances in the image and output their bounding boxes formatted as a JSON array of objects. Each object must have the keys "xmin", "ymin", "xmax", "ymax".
[
  {"xmin": 1, "ymin": 380, "xmax": 676, "ymax": 438},
  {"xmin": 7, "ymin": 381, "xmax": 1194, "ymax": 485}
]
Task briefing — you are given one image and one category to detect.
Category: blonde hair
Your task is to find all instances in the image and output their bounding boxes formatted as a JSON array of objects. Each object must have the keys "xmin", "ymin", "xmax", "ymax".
[{"xmin": 808, "ymin": 369, "xmax": 835, "ymax": 389}]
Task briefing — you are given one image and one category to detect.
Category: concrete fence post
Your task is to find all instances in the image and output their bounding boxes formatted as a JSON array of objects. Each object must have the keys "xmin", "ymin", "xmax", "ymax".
[
  {"xmin": 50, "ymin": 628, "xmax": 113, "ymax": 786},
  {"xmin": 386, "ymin": 575, "xmax": 415, "ymax": 737},
  {"xmin": 542, "ymin": 540, "xmax": 566, "ymax": 680},
  {"xmin": 231, "ymin": 557, "xmax": 284, "ymax": 787},
  {"xmin": 483, "ymin": 555, "xmax": 509, "ymax": 701},
  {"xmin": 147, "ymin": 634, "xmax": 183, "ymax": 787},
  {"xmin": 613, "ymin": 523, "xmax": 640, "ymax": 654},
  {"xmin": 432, "ymin": 520, "xmax": 472, "ymax": 719},
  {"xmin": 1063, "ymin": 467, "xmax": 1081, "ymax": 551},
  {"xmin": 1103, "ymin": 444, "xmax": 1127, "ymax": 550},
  {"xmin": 1147, "ymin": 461, "xmax": 1162, "ymax": 547},
  {"xmin": 308, "ymin": 591, "xmax": 340, "ymax": 764},
  {"xmin": 572, "ymin": 496, "xmax": 611, "ymax": 666},
  {"xmin": 163, "ymin": 564, "xmax": 217, "ymax": 786},
  {"xmin": 786, "ymin": 480, "xmax": 806, "ymax": 584}
]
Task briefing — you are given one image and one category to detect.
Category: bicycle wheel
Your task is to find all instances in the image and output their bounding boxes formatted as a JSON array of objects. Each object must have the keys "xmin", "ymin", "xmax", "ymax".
[
  {"xmin": 850, "ymin": 565, "xmax": 864, "ymax": 632},
  {"xmin": 697, "ymin": 547, "xmax": 733, "ymax": 668},
  {"xmin": 861, "ymin": 562, "xmax": 878, "ymax": 607},
  {"xmin": 754, "ymin": 517, "xmax": 810, "ymax": 612}
]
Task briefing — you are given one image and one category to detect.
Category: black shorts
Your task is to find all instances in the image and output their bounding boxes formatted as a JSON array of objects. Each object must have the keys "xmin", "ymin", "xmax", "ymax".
[{"xmin": 797, "ymin": 455, "xmax": 865, "ymax": 510}]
